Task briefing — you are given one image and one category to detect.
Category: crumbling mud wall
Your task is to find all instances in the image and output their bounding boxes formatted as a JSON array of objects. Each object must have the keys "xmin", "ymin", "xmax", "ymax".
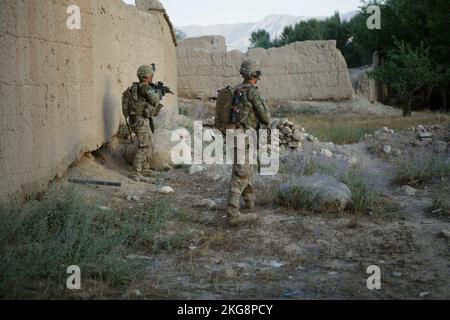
[
  {"xmin": 0, "ymin": 0, "xmax": 178, "ymax": 207},
  {"xmin": 177, "ymin": 36, "xmax": 353, "ymax": 101}
]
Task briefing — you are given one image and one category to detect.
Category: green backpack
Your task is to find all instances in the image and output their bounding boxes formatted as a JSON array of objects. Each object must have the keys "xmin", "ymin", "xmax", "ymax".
[
  {"xmin": 215, "ymin": 86, "xmax": 245, "ymax": 133},
  {"xmin": 122, "ymin": 83, "xmax": 139, "ymax": 117}
]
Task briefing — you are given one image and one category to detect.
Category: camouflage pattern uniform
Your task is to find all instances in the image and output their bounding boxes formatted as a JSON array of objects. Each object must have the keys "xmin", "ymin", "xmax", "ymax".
[
  {"xmin": 227, "ymin": 60, "xmax": 271, "ymax": 226},
  {"xmin": 125, "ymin": 65, "xmax": 163, "ymax": 181}
]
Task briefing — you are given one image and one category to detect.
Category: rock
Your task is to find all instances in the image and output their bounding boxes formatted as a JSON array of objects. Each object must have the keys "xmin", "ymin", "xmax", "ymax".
[
  {"xmin": 286, "ymin": 121, "xmax": 294, "ymax": 127},
  {"xmin": 279, "ymin": 174, "xmax": 352, "ymax": 212},
  {"xmin": 402, "ymin": 185, "xmax": 417, "ymax": 196},
  {"xmin": 417, "ymin": 125, "xmax": 425, "ymax": 131},
  {"xmin": 433, "ymin": 141, "xmax": 448, "ymax": 153},
  {"xmin": 270, "ymin": 261, "xmax": 285, "ymax": 269},
  {"xmin": 292, "ymin": 132, "xmax": 305, "ymax": 142},
  {"xmin": 312, "ymin": 151, "xmax": 318, "ymax": 156},
  {"xmin": 203, "ymin": 117, "xmax": 215, "ymax": 127},
  {"xmin": 158, "ymin": 186, "xmax": 174, "ymax": 194},
  {"xmin": 419, "ymin": 132, "xmax": 433, "ymax": 139},
  {"xmin": 392, "ymin": 272, "xmax": 402, "ymax": 277},
  {"xmin": 383, "ymin": 145, "xmax": 392, "ymax": 154},
  {"xmin": 320, "ymin": 149, "xmax": 333, "ymax": 158},
  {"xmin": 281, "ymin": 126, "xmax": 293, "ymax": 135},
  {"xmin": 376, "ymin": 132, "xmax": 391, "ymax": 140},
  {"xmin": 437, "ymin": 230, "xmax": 450, "ymax": 239},
  {"xmin": 419, "ymin": 292, "xmax": 430, "ymax": 298},
  {"xmin": 125, "ymin": 129, "xmax": 174, "ymax": 171},
  {"xmin": 280, "ymin": 118, "xmax": 289, "ymax": 126},
  {"xmin": 271, "ymin": 119, "xmax": 280, "ymax": 129},
  {"xmin": 189, "ymin": 164, "xmax": 204, "ymax": 174},
  {"xmin": 199, "ymin": 199, "xmax": 216, "ymax": 209},
  {"xmin": 389, "ymin": 129, "xmax": 395, "ymax": 134},
  {"xmin": 132, "ymin": 196, "xmax": 140, "ymax": 202},
  {"xmin": 288, "ymin": 141, "xmax": 302, "ymax": 149},
  {"xmin": 348, "ymin": 157, "xmax": 358, "ymax": 165},
  {"xmin": 392, "ymin": 149, "xmax": 402, "ymax": 157}
]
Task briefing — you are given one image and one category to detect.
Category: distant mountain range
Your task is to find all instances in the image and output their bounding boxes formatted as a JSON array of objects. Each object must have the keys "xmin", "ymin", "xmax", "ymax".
[{"xmin": 179, "ymin": 11, "xmax": 358, "ymax": 52}]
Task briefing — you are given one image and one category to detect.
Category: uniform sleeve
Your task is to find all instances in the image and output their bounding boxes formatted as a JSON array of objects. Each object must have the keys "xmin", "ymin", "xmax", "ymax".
[{"xmin": 247, "ymin": 87, "xmax": 271, "ymax": 125}]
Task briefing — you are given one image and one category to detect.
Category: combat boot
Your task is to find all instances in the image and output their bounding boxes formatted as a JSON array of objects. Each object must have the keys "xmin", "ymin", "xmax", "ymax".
[
  {"xmin": 141, "ymin": 168, "xmax": 157, "ymax": 177},
  {"xmin": 129, "ymin": 171, "xmax": 155, "ymax": 184},
  {"xmin": 228, "ymin": 213, "xmax": 258, "ymax": 227}
]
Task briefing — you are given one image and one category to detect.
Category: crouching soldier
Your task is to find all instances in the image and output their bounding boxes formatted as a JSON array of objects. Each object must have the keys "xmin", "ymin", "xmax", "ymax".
[{"xmin": 122, "ymin": 64, "xmax": 166, "ymax": 182}]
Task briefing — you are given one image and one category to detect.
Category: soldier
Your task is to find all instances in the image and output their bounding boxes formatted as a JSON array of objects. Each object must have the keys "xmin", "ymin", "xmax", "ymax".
[
  {"xmin": 227, "ymin": 60, "xmax": 271, "ymax": 226},
  {"xmin": 122, "ymin": 64, "xmax": 164, "ymax": 182}
]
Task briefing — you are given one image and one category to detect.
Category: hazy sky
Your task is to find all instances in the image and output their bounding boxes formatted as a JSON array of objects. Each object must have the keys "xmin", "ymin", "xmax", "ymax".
[{"xmin": 122, "ymin": 0, "xmax": 363, "ymax": 26}]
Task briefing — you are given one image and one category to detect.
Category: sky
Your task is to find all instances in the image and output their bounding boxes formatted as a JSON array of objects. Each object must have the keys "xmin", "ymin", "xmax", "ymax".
[{"xmin": 122, "ymin": 0, "xmax": 363, "ymax": 26}]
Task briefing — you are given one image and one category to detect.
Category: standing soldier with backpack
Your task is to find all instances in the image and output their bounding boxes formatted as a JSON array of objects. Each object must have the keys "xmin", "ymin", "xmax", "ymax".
[
  {"xmin": 222, "ymin": 60, "xmax": 271, "ymax": 226},
  {"xmin": 122, "ymin": 64, "xmax": 169, "ymax": 182}
]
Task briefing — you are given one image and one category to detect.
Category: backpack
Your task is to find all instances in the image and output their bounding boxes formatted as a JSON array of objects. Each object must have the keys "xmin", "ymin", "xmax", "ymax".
[
  {"xmin": 215, "ymin": 86, "xmax": 245, "ymax": 133},
  {"xmin": 122, "ymin": 83, "xmax": 139, "ymax": 117}
]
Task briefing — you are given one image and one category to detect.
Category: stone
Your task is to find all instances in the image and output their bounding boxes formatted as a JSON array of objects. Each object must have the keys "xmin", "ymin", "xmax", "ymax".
[
  {"xmin": 433, "ymin": 141, "xmax": 448, "ymax": 153},
  {"xmin": 292, "ymin": 132, "xmax": 305, "ymax": 142},
  {"xmin": 437, "ymin": 230, "xmax": 450, "ymax": 239},
  {"xmin": 383, "ymin": 145, "xmax": 392, "ymax": 154},
  {"xmin": 348, "ymin": 157, "xmax": 358, "ymax": 165},
  {"xmin": 281, "ymin": 126, "xmax": 293, "ymax": 135},
  {"xmin": 419, "ymin": 292, "xmax": 430, "ymax": 298},
  {"xmin": 288, "ymin": 141, "xmax": 302, "ymax": 149},
  {"xmin": 286, "ymin": 121, "xmax": 294, "ymax": 127},
  {"xmin": 199, "ymin": 199, "xmax": 216, "ymax": 209},
  {"xmin": 392, "ymin": 272, "xmax": 402, "ymax": 277},
  {"xmin": 158, "ymin": 186, "xmax": 174, "ymax": 194},
  {"xmin": 376, "ymin": 132, "xmax": 391, "ymax": 141},
  {"xmin": 189, "ymin": 164, "xmax": 204, "ymax": 174},
  {"xmin": 320, "ymin": 149, "xmax": 333, "ymax": 158},
  {"xmin": 417, "ymin": 125, "xmax": 425, "ymax": 131},
  {"xmin": 280, "ymin": 118, "xmax": 289, "ymax": 126},
  {"xmin": 402, "ymin": 185, "xmax": 417, "ymax": 196},
  {"xmin": 279, "ymin": 174, "xmax": 352, "ymax": 212},
  {"xmin": 419, "ymin": 132, "xmax": 433, "ymax": 139},
  {"xmin": 392, "ymin": 149, "xmax": 402, "ymax": 157}
]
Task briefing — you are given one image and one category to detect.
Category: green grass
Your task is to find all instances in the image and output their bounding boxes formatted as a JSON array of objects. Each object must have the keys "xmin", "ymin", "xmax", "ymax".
[
  {"xmin": 340, "ymin": 168, "xmax": 380, "ymax": 215},
  {"xmin": 278, "ymin": 163, "xmax": 380, "ymax": 215},
  {"xmin": 277, "ymin": 112, "xmax": 450, "ymax": 145},
  {"xmin": 395, "ymin": 156, "xmax": 450, "ymax": 185},
  {"xmin": 0, "ymin": 187, "xmax": 173, "ymax": 298}
]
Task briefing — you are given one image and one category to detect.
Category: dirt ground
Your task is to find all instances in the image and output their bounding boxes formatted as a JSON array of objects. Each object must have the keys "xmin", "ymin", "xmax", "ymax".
[{"xmin": 52, "ymin": 112, "xmax": 450, "ymax": 300}]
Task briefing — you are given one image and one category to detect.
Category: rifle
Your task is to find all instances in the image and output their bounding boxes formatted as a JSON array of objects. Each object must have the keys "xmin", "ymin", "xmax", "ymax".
[
  {"xmin": 151, "ymin": 81, "xmax": 174, "ymax": 97},
  {"xmin": 69, "ymin": 179, "xmax": 122, "ymax": 187},
  {"xmin": 124, "ymin": 116, "xmax": 134, "ymax": 144}
]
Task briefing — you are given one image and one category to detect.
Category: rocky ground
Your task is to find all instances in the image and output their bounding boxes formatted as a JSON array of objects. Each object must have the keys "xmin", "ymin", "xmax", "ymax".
[{"xmin": 45, "ymin": 107, "xmax": 449, "ymax": 300}]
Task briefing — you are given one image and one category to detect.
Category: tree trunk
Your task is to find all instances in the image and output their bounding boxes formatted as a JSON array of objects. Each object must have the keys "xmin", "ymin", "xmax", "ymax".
[
  {"xmin": 403, "ymin": 96, "xmax": 412, "ymax": 117},
  {"xmin": 440, "ymin": 85, "xmax": 448, "ymax": 113}
]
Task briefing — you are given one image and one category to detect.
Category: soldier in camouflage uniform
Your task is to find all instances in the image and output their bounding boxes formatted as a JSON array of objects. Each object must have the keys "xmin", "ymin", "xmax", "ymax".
[
  {"xmin": 227, "ymin": 60, "xmax": 271, "ymax": 226},
  {"xmin": 123, "ymin": 65, "xmax": 164, "ymax": 182}
]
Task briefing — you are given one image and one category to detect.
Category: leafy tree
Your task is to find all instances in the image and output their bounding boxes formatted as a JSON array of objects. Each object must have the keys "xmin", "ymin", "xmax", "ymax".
[
  {"xmin": 249, "ymin": 30, "xmax": 271, "ymax": 49},
  {"xmin": 370, "ymin": 41, "xmax": 438, "ymax": 116}
]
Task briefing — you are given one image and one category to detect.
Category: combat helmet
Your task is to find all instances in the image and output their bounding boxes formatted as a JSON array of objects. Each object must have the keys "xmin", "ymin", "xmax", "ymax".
[
  {"xmin": 240, "ymin": 59, "xmax": 261, "ymax": 79},
  {"xmin": 137, "ymin": 64, "xmax": 156, "ymax": 81}
]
